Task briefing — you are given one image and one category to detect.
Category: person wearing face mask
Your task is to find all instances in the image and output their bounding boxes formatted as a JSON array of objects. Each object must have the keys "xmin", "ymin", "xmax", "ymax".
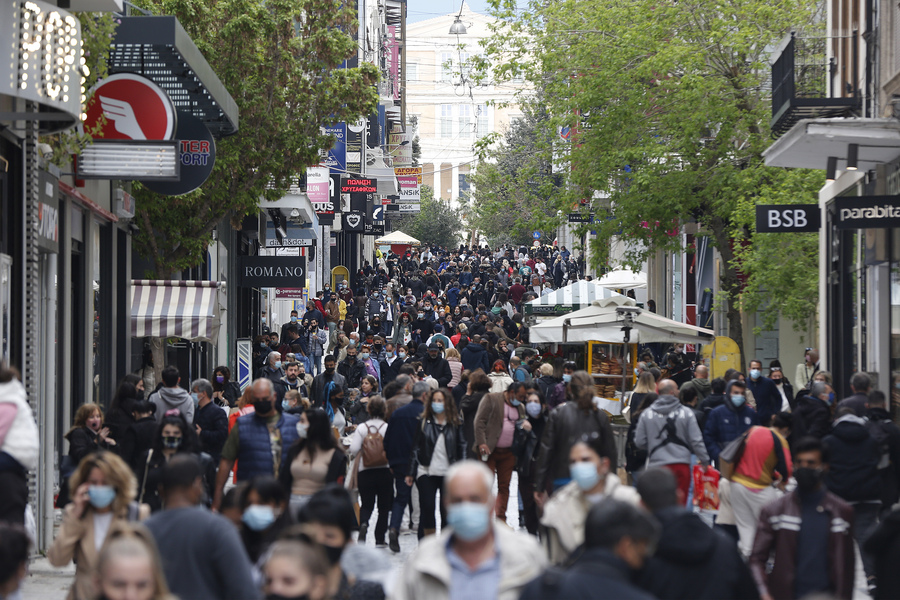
[
  {"xmin": 191, "ymin": 378, "xmax": 228, "ymax": 464},
  {"xmin": 516, "ymin": 388, "xmax": 548, "ymax": 534},
  {"xmin": 411, "ymin": 309, "xmax": 434, "ymax": 343},
  {"xmin": 540, "ymin": 433, "xmax": 641, "ymax": 564},
  {"xmin": 749, "ymin": 437, "xmax": 855, "ymax": 600},
  {"xmin": 703, "ymin": 380, "xmax": 759, "ymax": 466},
  {"xmin": 395, "ymin": 461, "xmax": 546, "ymax": 600},
  {"xmin": 338, "ymin": 346, "xmax": 367, "ymax": 390},
  {"xmin": 794, "ymin": 348, "xmax": 821, "ymax": 391},
  {"xmin": 211, "ymin": 366, "xmax": 240, "ymax": 407},
  {"xmin": 136, "ymin": 412, "xmax": 213, "ymax": 513},
  {"xmin": 473, "ymin": 381, "xmax": 531, "ymax": 523},
  {"xmin": 261, "ymin": 539, "xmax": 331, "ymax": 600},
  {"xmin": 406, "ymin": 389, "xmax": 467, "ymax": 539},
  {"xmin": 356, "ymin": 344, "xmax": 382, "ymax": 391},
  {"xmin": 144, "ymin": 455, "xmax": 257, "ymax": 600},
  {"xmin": 239, "ymin": 476, "xmax": 294, "ymax": 564},
  {"xmin": 259, "ymin": 351, "xmax": 286, "ymax": 383},
  {"xmin": 48, "ymin": 451, "xmax": 151, "ymax": 600},
  {"xmin": 767, "ymin": 363, "xmax": 795, "ymax": 412},
  {"xmin": 297, "ymin": 486, "xmax": 390, "ymax": 599},
  {"xmin": 379, "ymin": 343, "xmax": 404, "ymax": 386},
  {"xmin": 212, "ymin": 378, "xmax": 301, "ymax": 510},
  {"xmin": 310, "ymin": 355, "xmax": 349, "ymax": 411},
  {"xmin": 280, "ymin": 408, "xmax": 347, "ymax": 516},
  {"xmin": 745, "ymin": 359, "xmax": 780, "ymax": 429}
]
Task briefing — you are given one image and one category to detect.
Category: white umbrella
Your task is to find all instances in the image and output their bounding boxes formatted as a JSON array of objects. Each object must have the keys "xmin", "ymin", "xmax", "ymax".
[
  {"xmin": 375, "ymin": 230, "xmax": 420, "ymax": 245},
  {"xmin": 530, "ymin": 297, "xmax": 714, "ymax": 345},
  {"xmin": 597, "ymin": 268, "xmax": 647, "ymax": 290}
]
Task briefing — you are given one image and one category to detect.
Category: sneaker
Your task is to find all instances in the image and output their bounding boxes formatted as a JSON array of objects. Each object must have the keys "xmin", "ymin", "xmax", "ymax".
[
  {"xmin": 389, "ymin": 529, "xmax": 400, "ymax": 553},
  {"xmin": 357, "ymin": 524, "xmax": 368, "ymax": 543}
]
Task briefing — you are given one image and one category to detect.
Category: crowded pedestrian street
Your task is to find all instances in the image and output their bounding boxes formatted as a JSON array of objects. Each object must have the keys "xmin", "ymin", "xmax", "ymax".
[{"xmin": 2, "ymin": 0, "xmax": 900, "ymax": 598}]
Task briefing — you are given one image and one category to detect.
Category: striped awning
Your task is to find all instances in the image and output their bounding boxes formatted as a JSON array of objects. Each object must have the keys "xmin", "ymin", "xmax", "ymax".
[
  {"xmin": 525, "ymin": 280, "xmax": 623, "ymax": 315},
  {"xmin": 131, "ymin": 280, "xmax": 224, "ymax": 342}
]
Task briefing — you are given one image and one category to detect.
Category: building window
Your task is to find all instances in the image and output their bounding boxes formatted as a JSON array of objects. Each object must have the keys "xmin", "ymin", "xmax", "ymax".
[
  {"xmin": 476, "ymin": 104, "xmax": 489, "ymax": 138},
  {"xmin": 459, "ymin": 52, "xmax": 470, "ymax": 80},
  {"xmin": 459, "ymin": 104, "xmax": 471, "ymax": 138},
  {"xmin": 440, "ymin": 52, "xmax": 453, "ymax": 82},
  {"xmin": 407, "ymin": 62, "xmax": 418, "ymax": 83},
  {"xmin": 441, "ymin": 104, "xmax": 453, "ymax": 137}
]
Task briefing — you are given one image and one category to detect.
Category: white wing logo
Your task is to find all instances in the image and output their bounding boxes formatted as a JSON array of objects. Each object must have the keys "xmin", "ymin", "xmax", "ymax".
[{"xmin": 99, "ymin": 96, "xmax": 147, "ymax": 140}]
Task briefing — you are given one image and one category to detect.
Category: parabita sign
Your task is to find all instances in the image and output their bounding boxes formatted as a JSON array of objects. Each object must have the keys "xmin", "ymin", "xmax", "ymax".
[{"xmin": 237, "ymin": 256, "xmax": 307, "ymax": 287}]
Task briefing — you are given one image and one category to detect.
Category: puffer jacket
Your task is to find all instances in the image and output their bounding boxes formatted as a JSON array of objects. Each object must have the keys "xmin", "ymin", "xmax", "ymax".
[
  {"xmin": 703, "ymin": 383, "xmax": 759, "ymax": 464},
  {"xmin": 393, "ymin": 524, "xmax": 546, "ymax": 600},
  {"xmin": 540, "ymin": 477, "xmax": 640, "ymax": 564},
  {"xmin": 408, "ymin": 418, "xmax": 466, "ymax": 477},
  {"xmin": 534, "ymin": 402, "xmax": 617, "ymax": 491},
  {"xmin": 824, "ymin": 414, "xmax": 882, "ymax": 503},
  {"xmin": 634, "ymin": 395, "xmax": 709, "ymax": 467},
  {"xmin": 749, "ymin": 490, "xmax": 855, "ymax": 600},
  {"xmin": 790, "ymin": 395, "xmax": 832, "ymax": 442}
]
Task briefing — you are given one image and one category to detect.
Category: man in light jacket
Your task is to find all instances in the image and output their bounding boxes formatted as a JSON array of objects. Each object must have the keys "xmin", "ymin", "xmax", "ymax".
[
  {"xmin": 635, "ymin": 379, "xmax": 709, "ymax": 503},
  {"xmin": 394, "ymin": 461, "xmax": 546, "ymax": 600}
]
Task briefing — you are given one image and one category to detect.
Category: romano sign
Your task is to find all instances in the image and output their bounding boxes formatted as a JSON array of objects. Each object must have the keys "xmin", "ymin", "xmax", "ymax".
[
  {"xmin": 238, "ymin": 256, "xmax": 307, "ymax": 287},
  {"xmin": 834, "ymin": 196, "xmax": 900, "ymax": 229}
]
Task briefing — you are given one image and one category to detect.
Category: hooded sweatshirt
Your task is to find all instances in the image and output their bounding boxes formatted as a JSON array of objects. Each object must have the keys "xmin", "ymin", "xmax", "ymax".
[
  {"xmin": 681, "ymin": 377, "xmax": 712, "ymax": 401},
  {"xmin": 634, "ymin": 394, "xmax": 709, "ymax": 466},
  {"xmin": 824, "ymin": 413, "xmax": 882, "ymax": 503},
  {"xmin": 151, "ymin": 386, "xmax": 195, "ymax": 424},
  {"xmin": 640, "ymin": 506, "xmax": 758, "ymax": 600}
]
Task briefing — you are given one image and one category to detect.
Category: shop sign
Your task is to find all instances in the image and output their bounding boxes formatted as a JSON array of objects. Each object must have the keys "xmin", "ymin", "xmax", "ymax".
[
  {"xmin": 343, "ymin": 211, "xmax": 365, "ymax": 232},
  {"xmin": 83, "ymin": 73, "xmax": 177, "ymax": 141},
  {"xmin": 397, "ymin": 203, "xmax": 420, "ymax": 212},
  {"xmin": 143, "ymin": 112, "xmax": 215, "ymax": 196},
  {"xmin": 238, "ymin": 256, "xmax": 306, "ymax": 287},
  {"xmin": 340, "ymin": 178, "xmax": 376, "ymax": 193},
  {"xmin": 834, "ymin": 196, "xmax": 900, "ymax": 229},
  {"xmin": 755, "ymin": 204, "xmax": 820, "ymax": 233},
  {"xmin": 568, "ymin": 212, "xmax": 594, "ymax": 223},
  {"xmin": 37, "ymin": 170, "xmax": 59, "ymax": 253},
  {"xmin": 397, "ymin": 176, "xmax": 420, "ymax": 201},
  {"xmin": 346, "ymin": 119, "xmax": 365, "ymax": 174},
  {"xmin": 307, "ymin": 167, "xmax": 333, "ymax": 225},
  {"xmin": 320, "ymin": 124, "xmax": 346, "ymax": 172},
  {"xmin": 364, "ymin": 221, "xmax": 385, "ymax": 236},
  {"xmin": 276, "ymin": 288, "xmax": 305, "ymax": 299}
]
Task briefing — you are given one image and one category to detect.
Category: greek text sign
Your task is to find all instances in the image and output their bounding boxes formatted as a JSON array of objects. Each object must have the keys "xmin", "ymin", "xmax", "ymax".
[
  {"xmin": 754, "ymin": 204, "xmax": 820, "ymax": 233},
  {"xmin": 834, "ymin": 196, "xmax": 900, "ymax": 229},
  {"xmin": 238, "ymin": 256, "xmax": 307, "ymax": 287}
]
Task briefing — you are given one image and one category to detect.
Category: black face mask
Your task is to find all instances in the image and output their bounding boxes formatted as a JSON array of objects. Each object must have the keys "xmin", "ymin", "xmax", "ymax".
[
  {"xmin": 323, "ymin": 543, "xmax": 344, "ymax": 566},
  {"xmin": 794, "ymin": 467, "xmax": 824, "ymax": 494},
  {"xmin": 253, "ymin": 399, "xmax": 273, "ymax": 414},
  {"xmin": 325, "ymin": 367, "xmax": 335, "ymax": 375}
]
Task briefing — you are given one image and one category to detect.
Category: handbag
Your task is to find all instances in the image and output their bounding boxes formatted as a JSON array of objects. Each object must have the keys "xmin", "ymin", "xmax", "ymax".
[
  {"xmin": 511, "ymin": 419, "xmax": 536, "ymax": 467},
  {"xmin": 345, "ymin": 453, "xmax": 361, "ymax": 492},
  {"xmin": 718, "ymin": 429, "xmax": 750, "ymax": 480}
]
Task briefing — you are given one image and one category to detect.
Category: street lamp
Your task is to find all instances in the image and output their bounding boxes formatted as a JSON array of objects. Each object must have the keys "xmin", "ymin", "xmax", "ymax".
[{"xmin": 449, "ymin": 16, "xmax": 467, "ymax": 35}]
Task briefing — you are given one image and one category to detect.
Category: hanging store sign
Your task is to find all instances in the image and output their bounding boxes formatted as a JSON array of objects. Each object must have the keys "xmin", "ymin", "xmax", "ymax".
[
  {"xmin": 237, "ymin": 256, "xmax": 307, "ymax": 287},
  {"xmin": 320, "ymin": 124, "xmax": 346, "ymax": 173},
  {"xmin": 36, "ymin": 170, "xmax": 59, "ymax": 253},
  {"xmin": 0, "ymin": 0, "xmax": 83, "ymax": 133},
  {"xmin": 834, "ymin": 196, "xmax": 900, "ymax": 229},
  {"xmin": 340, "ymin": 178, "xmax": 377, "ymax": 194},
  {"xmin": 755, "ymin": 204, "xmax": 820, "ymax": 233},
  {"xmin": 83, "ymin": 73, "xmax": 177, "ymax": 141},
  {"xmin": 346, "ymin": 119, "xmax": 365, "ymax": 174},
  {"xmin": 307, "ymin": 166, "xmax": 334, "ymax": 225},
  {"xmin": 343, "ymin": 211, "xmax": 365, "ymax": 232},
  {"xmin": 568, "ymin": 212, "xmax": 595, "ymax": 223},
  {"xmin": 143, "ymin": 112, "xmax": 215, "ymax": 196}
]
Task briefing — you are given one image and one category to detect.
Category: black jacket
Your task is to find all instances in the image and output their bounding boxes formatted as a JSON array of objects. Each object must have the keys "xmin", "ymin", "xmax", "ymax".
[
  {"xmin": 459, "ymin": 392, "xmax": 486, "ymax": 460},
  {"xmin": 521, "ymin": 548, "xmax": 656, "ymax": 600},
  {"xmin": 824, "ymin": 416, "xmax": 882, "ymax": 503},
  {"xmin": 864, "ymin": 507, "xmax": 900, "ymax": 600},
  {"xmin": 535, "ymin": 403, "xmax": 617, "ymax": 491},
  {"xmin": 408, "ymin": 418, "xmax": 466, "ymax": 477},
  {"xmin": 338, "ymin": 358, "xmax": 366, "ymax": 389},
  {"xmin": 103, "ymin": 407, "xmax": 134, "ymax": 453},
  {"xmin": 193, "ymin": 402, "xmax": 229, "ymax": 463},
  {"xmin": 421, "ymin": 355, "xmax": 452, "ymax": 387},
  {"xmin": 791, "ymin": 395, "xmax": 832, "ymax": 442},
  {"xmin": 639, "ymin": 506, "xmax": 759, "ymax": 600},
  {"xmin": 379, "ymin": 357, "xmax": 403, "ymax": 386},
  {"xmin": 866, "ymin": 407, "xmax": 900, "ymax": 508},
  {"xmin": 698, "ymin": 393, "xmax": 725, "ymax": 416},
  {"xmin": 120, "ymin": 416, "xmax": 159, "ymax": 472},
  {"xmin": 460, "ymin": 343, "xmax": 490, "ymax": 373},
  {"xmin": 66, "ymin": 427, "xmax": 110, "ymax": 465}
]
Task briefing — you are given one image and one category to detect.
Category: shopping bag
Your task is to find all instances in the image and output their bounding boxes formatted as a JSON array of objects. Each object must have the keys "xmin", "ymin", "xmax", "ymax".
[{"xmin": 692, "ymin": 464, "xmax": 720, "ymax": 510}]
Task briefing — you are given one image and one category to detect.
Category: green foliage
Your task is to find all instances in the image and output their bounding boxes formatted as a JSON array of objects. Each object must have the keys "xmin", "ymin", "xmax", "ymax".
[
  {"xmin": 394, "ymin": 185, "xmax": 465, "ymax": 249},
  {"xmin": 469, "ymin": 96, "xmax": 562, "ymax": 246},
  {"xmin": 480, "ymin": 0, "xmax": 822, "ymax": 341},
  {"xmin": 130, "ymin": 0, "xmax": 379, "ymax": 277}
]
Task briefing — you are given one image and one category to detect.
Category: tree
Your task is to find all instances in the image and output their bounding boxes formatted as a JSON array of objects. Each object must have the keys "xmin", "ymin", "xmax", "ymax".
[
  {"xmin": 131, "ymin": 0, "xmax": 379, "ymax": 278},
  {"xmin": 468, "ymin": 95, "xmax": 561, "ymax": 246},
  {"xmin": 481, "ymin": 0, "xmax": 823, "ymax": 358},
  {"xmin": 394, "ymin": 185, "xmax": 464, "ymax": 249}
]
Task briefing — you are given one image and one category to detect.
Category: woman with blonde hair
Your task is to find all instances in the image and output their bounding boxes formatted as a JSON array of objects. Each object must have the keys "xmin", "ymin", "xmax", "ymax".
[
  {"xmin": 444, "ymin": 347, "xmax": 463, "ymax": 389},
  {"xmin": 48, "ymin": 451, "xmax": 150, "ymax": 600},
  {"xmin": 92, "ymin": 523, "xmax": 175, "ymax": 600}
]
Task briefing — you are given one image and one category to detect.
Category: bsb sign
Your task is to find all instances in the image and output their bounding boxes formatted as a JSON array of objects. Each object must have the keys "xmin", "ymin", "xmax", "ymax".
[
  {"xmin": 754, "ymin": 205, "xmax": 820, "ymax": 233},
  {"xmin": 238, "ymin": 256, "xmax": 307, "ymax": 287}
]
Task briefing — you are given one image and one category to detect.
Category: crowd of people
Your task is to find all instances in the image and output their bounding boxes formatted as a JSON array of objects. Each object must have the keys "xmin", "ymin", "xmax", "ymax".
[{"xmin": 1, "ymin": 244, "xmax": 900, "ymax": 599}]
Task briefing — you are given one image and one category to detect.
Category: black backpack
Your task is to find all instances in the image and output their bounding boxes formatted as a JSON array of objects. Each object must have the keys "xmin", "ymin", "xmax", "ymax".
[{"xmin": 649, "ymin": 412, "xmax": 691, "ymax": 458}]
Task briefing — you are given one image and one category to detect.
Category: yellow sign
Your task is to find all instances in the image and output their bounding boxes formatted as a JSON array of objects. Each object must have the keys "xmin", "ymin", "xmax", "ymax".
[
  {"xmin": 331, "ymin": 266, "xmax": 350, "ymax": 290},
  {"xmin": 395, "ymin": 167, "xmax": 422, "ymax": 184},
  {"xmin": 701, "ymin": 336, "xmax": 741, "ymax": 379}
]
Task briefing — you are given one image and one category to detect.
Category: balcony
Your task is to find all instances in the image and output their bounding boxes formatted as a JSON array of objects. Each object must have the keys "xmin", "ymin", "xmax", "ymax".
[{"xmin": 770, "ymin": 34, "xmax": 859, "ymax": 138}]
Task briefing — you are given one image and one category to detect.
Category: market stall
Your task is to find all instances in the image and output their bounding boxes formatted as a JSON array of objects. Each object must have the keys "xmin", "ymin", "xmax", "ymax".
[
  {"xmin": 375, "ymin": 230, "xmax": 420, "ymax": 256},
  {"xmin": 524, "ymin": 280, "xmax": 624, "ymax": 323}
]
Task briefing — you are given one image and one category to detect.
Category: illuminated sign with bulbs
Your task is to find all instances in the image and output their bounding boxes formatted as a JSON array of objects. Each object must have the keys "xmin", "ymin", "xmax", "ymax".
[{"xmin": 0, "ymin": 0, "xmax": 84, "ymax": 132}]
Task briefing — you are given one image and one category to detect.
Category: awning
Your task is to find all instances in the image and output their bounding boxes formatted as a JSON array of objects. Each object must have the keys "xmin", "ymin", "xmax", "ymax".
[
  {"xmin": 763, "ymin": 118, "xmax": 900, "ymax": 171},
  {"xmin": 131, "ymin": 280, "xmax": 224, "ymax": 342},
  {"xmin": 596, "ymin": 268, "xmax": 647, "ymax": 290},
  {"xmin": 525, "ymin": 280, "xmax": 623, "ymax": 315}
]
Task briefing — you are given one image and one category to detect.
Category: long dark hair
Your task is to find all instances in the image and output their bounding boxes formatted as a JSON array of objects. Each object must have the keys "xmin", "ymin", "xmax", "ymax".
[
  {"xmin": 294, "ymin": 408, "xmax": 337, "ymax": 461},
  {"xmin": 110, "ymin": 379, "xmax": 140, "ymax": 415},
  {"xmin": 151, "ymin": 412, "xmax": 198, "ymax": 454}
]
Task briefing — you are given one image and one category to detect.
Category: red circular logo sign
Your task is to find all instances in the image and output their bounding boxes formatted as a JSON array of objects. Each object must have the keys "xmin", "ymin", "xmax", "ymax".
[{"xmin": 83, "ymin": 73, "xmax": 177, "ymax": 141}]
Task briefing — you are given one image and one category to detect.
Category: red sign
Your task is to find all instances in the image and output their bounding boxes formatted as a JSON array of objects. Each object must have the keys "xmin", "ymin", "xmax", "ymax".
[
  {"xmin": 341, "ymin": 178, "xmax": 376, "ymax": 193},
  {"xmin": 83, "ymin": 73, "xmax": 177, "ymax": 141}
]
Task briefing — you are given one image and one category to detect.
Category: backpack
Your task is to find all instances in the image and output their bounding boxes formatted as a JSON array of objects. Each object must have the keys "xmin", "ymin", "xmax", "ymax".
[
  {"xmin": 548, "ymin": 382, "xmax": 567, "ymax": 408},
  {"xmin": 361, "ymin": 423, "xmax": 388, "ymax": 468},
  {"xmin": 648, "ymin": 412, "xmax": 691, "ymax": 458}
]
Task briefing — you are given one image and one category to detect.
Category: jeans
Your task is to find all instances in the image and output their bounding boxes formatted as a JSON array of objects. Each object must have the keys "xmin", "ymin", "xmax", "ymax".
[
  {"xmin": 416, "ymin": 474, "xmax": 445, "ymax": 539},
  {"xmin": 487, "ymin": 448, "xmax": 516, "ymax": 521},
  {"xmin": 358, "ymin": 468, "xmax": 393, "ymax": 543},
  {"xmin": 390, "ymin": 468, "xmax": 412, "ymax": 531},
  {"xmin": 854, "ymin": 502, "xmax": 881, "ymax": 580}
]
